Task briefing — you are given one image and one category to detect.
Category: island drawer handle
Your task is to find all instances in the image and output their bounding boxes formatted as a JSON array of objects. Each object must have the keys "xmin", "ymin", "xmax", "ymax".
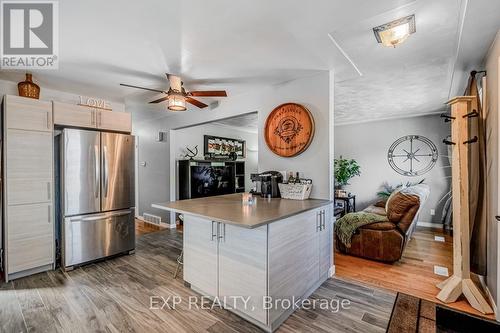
[
  {"xmin": 218, "ymin": 223, "xmax": 225, "ymax": 242},
  {"xmin": 211, "ymin": 221, "xmax": 217, "ymax": 241},
  {"xmin": 316, "ymin": 212, "xmax": 321, "ymax": 232}
]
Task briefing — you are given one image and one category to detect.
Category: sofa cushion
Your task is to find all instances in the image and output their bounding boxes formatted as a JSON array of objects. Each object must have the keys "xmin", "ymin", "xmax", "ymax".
[
  {"xmin": 360, "ymin": 221, "xmax": 396, "ymax": 231},
  {"xmin": 363, "ymin": 205, "xmax": 387, "ymax": 216},
  {"xmin": 386, "ymin": 191, "xmax": 420, "ymax": 224}
]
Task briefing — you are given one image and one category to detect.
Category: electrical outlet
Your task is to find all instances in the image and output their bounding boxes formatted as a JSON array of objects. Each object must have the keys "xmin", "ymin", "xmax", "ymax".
[{"xmin": 430, "ymin": 209, "xmax": 435, "ymax": 216}]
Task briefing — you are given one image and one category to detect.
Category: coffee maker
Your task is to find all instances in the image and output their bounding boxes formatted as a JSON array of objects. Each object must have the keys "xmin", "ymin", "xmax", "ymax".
[
  {"xmin": 250, "ymin": 173, "xmax": 262, "ymax": 195},
  {"xmin": 251, "ymin": 171, "xmax": 283, "ymax": 198}
]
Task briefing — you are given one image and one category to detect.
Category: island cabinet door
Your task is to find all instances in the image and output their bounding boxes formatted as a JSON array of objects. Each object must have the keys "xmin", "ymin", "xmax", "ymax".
[
  {"xmin": 267, "ymin": 209, "xmax": 320, "ymax": 325},
  {"xmin": 183, "ymin": 215, "xmax": 218, "ymax": 296},
  {"xmin": 218, "ymin": 224, "xmax": 268, "ymax": 325},
  {"xmin": 319, "ymin": 205, "xmax": 334, "ymax": 279}
]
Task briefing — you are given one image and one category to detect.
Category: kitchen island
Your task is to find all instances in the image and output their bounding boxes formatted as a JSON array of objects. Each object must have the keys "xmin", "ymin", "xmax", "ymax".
[{"xmin": 153, "ymin": 193, "xmax": 334, "ymax": 332}]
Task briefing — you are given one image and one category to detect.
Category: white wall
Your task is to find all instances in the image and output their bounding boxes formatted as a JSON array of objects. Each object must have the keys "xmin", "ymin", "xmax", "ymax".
[
  {"xmin": 335, "ymin": 114, "xmax": 451, "ymax": 225},
  {"xmin": 132, "ymin": 71, "xmax": 334, "ymax": 224},
  {"xmin": 485, "ymin": 30, "xmax": 500, "ymax": 320},
  {"xmin": 172, "ymin": 122, "xmax": 258, "ymax": 191}
]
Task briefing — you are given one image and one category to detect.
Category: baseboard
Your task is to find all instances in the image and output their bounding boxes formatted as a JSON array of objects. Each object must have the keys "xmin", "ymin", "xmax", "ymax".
[
  {"xmin": 417, "ymin": 221, "xmax": 444, "ymax": 229},
  {"xmin": 136, "ymin": 216, "xmax": 170, "ymax": 229},
  {"xmin": 329, "ymin": 265, "xmax": 336, "ymax": 277}
]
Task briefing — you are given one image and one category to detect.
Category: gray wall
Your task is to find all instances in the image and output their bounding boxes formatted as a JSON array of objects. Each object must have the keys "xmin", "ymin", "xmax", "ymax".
[
  {"xmin": 133, "ymin": 119, "xmax": 171, "ymax": 223},
  {"xmin": 334, "ymin": 114, "xmax": 451, "ymax": 224}
]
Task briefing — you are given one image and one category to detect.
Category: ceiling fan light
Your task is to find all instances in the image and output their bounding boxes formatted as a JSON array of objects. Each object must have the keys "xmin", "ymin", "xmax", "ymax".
[
  {"xmin": 373, "ymin": 15, "xmax": 415, "ymax": 48},
  {"xmin": 168, "ymin": 94, "xmax": 187, "ymax": 111}
]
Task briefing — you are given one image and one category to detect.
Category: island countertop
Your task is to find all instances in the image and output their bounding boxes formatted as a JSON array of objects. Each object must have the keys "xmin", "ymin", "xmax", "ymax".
[{"xmin": 152, "ymin": 193, "xmax": 332, "ymax": 228}]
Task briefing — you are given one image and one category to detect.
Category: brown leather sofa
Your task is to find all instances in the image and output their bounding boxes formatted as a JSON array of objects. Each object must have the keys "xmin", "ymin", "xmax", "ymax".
[{"xmin": 336, "ymin": 189, "xmax": 422, "ymax": 263}]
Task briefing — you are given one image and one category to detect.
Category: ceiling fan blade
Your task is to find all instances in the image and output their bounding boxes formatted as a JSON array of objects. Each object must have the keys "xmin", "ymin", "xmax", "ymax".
[
  {"xmin": 149, "ymin": 96, "xmax": 169, "ymax": 104},
  {"xmin": 120, "ymin": 83, "xmax": 166, "ymax": 94},
  {"xmin": 188, "ymin": 90, "xmax": 227, "ymax": 97},
  {"xmin": 186, "ymin": 97, "xmax": 208, "ymax": 108}
]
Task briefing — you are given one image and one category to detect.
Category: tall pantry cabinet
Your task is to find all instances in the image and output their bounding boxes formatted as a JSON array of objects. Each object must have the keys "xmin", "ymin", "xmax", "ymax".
[{"xmin": 2, "ymin": 95, "xmax": 54, "ymax": 281}]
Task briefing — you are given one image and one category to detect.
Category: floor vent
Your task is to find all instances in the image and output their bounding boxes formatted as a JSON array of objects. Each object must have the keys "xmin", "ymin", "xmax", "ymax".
[{"xmin": 143, "ymin": 213, "xmax": 162, "ymax": 225}]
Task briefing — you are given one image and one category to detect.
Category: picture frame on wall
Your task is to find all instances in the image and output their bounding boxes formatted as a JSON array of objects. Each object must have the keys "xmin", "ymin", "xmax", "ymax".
[{"xmin": 204, "ymin": 135, "xmax": 246, "ymax": 158}]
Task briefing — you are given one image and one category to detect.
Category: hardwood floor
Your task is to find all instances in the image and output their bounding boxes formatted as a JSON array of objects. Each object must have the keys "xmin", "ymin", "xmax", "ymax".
[
  {"xmin": 1, "ymin": 228, "xmax": 396, "ymax": 333},
  {"xmin": 335, "ymin": 226, "xmax": 495, "ymax": 320},
  {"xmin": 135, "ymin": 218, "xmax": 167, "ymax": 236}
]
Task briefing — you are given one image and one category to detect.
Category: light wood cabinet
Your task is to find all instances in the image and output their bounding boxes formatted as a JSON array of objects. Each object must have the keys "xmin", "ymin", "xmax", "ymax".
[
  {"xmin": 7, "ymin": 179, "xmax": 52, "ymax": 205},
  {"xmin": 319, "ymin": 206, "xmax": 333, "ymax": 279},
  {"xmin": 5, "ymin": 95, "xmax": 52, "ymax": 132},
  {"xmin": 6, "ymin": 129, "xmax": 52, "ymax": 180},
  {"xmin": 3, "ymin": 95, "xmax": 54, "ymax": 281},
  {"xmin": 218, "ymin": 224, "xmax": 267, "ymax": 323},
  {"xmin": 53, "ymin": 101, "xmax": 132, "ymax": 133},
  {"xmin": 183, "ymin": 215, "xmax": 218, "ymax": 296},
  {"xmin": 7, "ymin": 203, "xmax": 53, "ymax": 273},
  {"xmin": 53, "ymin": 102, "xmax": 95, "ymax": 128},
  {"xmin": 97, "ymin": 110, "xmax": 132, "ymax": 132}
]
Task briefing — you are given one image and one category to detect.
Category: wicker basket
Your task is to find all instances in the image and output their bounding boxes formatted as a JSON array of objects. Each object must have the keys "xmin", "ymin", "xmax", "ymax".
[{"xmin": 278, "ymin": 183, "xmax": 313, "ymax": 200}]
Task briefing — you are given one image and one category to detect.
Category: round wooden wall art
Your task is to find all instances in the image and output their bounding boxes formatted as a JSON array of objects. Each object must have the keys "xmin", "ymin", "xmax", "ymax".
[{"xmin": 264, "ymin": 103, "xmax": 315, "ymax": 157}]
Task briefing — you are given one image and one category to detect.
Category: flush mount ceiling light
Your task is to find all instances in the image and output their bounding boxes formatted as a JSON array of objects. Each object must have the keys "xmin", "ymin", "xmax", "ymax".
[
  {"xmin": 168, "ymin": 93, "xmax": 187, "ymax": 111},
  {"xmin": 373, "ymin": 15, "xmax": 415, "ymax": 48}
]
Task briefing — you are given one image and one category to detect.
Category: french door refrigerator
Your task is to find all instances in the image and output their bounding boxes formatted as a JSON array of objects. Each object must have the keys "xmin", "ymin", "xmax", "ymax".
[{"xmin": 61, "ymin": 129, "xmax": 135, "ymax": 269}]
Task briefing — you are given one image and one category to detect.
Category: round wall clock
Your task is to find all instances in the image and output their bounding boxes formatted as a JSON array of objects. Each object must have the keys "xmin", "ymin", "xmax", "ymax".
[
  {"xmin": 264, "ymin": 103, "xmax": 315, "ymax": 157},
  {"xmin": 387, "ymin": 135, "xmax": 438, "ymax": 176}
]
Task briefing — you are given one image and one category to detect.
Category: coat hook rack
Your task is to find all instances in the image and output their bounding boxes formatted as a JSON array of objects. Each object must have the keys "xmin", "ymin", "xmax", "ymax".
[{"xmin": 436, "ymin": 96, "xmax": 493, "ymax": 315}]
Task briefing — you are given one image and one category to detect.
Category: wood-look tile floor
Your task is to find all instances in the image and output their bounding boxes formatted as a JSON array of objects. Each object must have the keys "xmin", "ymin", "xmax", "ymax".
[
  {"xmin": 335, "ymin": 226, "xmax": 495, "ymax": 320},
  {"xmin": 1, "ymin": 228, "xmax": 396, "ymax": 333}
]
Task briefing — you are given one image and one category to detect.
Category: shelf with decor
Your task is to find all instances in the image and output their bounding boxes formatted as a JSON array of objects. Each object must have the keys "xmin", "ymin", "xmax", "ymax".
[{"xmin": 178, "ymin": 159, "xmax": 246, "ymax": 200}]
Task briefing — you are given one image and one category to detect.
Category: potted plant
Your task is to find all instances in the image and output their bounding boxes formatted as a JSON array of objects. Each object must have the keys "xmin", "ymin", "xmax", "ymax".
[{"xmin": 334, "ymin": 156, "xmax": 361, "ymax": 189}]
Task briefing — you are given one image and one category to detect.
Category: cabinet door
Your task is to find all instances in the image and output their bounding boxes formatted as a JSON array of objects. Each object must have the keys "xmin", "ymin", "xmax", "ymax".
[
  {"xmin": 319, "ymin": 205, "xmax": 334, "ymax": 279},
  {"xmin": 7, "ymin": 203, "xmax": 53, "ymax": 273},
  {"xmin": 268, "ymin": 209, "xmax": 319, "ymax": 324},
  {"xmin": 218, "ymin": 223, "xmax": 267, "ymax": 324},
  {"xmin": 5, "ymin": 95, "xmax": 52, "ymax": 132},
  {"xmin": 6, "ymin": 129, "xmax": 52, "ymax": 180},
  {"xmin": 183, "ymin": 215, "xmax": 218, "ymax": 296},
  {"xmin": 97, "ymin": 111, "xmax": 132, "ymax": 133},
  {"xmin": 7, "ymin": 179, "xmax": 52, "ymax": 205},
  {"xmin": 53, "ymin": 102, "xmax": 95, "ymax": 128}
]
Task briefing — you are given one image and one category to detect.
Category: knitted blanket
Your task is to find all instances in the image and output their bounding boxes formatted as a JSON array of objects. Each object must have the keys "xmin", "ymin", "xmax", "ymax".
[{"xmin": 335, "ymin": 212, "xmax": 389, "ymax": 248}]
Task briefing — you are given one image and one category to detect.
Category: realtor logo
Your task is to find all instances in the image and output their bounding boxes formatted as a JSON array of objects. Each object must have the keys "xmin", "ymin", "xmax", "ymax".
[{"xmin": 1, "ymin": 1, "xmax": 58, "ymax": 69}]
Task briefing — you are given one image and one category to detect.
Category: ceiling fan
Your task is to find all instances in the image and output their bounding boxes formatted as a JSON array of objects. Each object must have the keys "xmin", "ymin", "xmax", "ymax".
[{"xmin": 120, "ymin": 74, "xmax": 227, "ymax": 111}]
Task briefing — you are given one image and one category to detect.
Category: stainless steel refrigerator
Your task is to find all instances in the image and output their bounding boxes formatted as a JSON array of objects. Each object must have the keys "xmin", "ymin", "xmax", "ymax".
[{"xmin": 61, "ymin": 129, "xmax": 135, "ymax": 270}]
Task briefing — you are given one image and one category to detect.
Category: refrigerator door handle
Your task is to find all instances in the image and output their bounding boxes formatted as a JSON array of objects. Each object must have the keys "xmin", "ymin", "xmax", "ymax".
[
  {"xmin": 94, "ymin": 145, "xmax": 100, "ymax": 198},
  {"xmin": 78, "ymin": 210, "xmax": 133, "ymax": 222},
  {"xmin": 103, "ymin": 145, "xmax": 109, "ymax": 198}
]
